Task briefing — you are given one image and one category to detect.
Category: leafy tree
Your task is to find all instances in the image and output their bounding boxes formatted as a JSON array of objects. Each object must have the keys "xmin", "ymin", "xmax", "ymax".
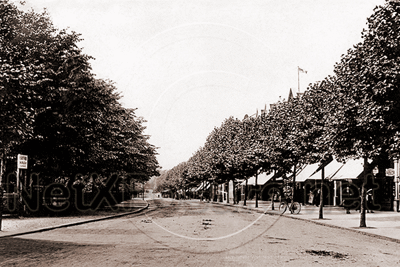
[
  {"xmin": 299, "ymin": 78, "xmax": 337, "ymax": 218},
  {"xmin": 0, "ymin": 1, "xmax": 159, "ymax": 202},
  {"xmin": 203, "ymin": 125, "xmax": 231, "ymax": 194},
  {"xmin": 0, "ymin": 1, "xmax": 56, "ymax": 178},
  {"xmin": 155, "ymin": 163, "xmax": 188, "ymax": 198},
  {"xmin": 331, "ymin": 1, "xmax": 400, "ymax": 227},
  {"xmin": 261, "ymin": 98, "xmax": 308, "ymax": 205},
  {"xmin": 0, "ymin": 0, "xmax": 93, "ymax": 179},
  {"xmin": 186, "ymin": 146, "xmax": 213, "ymax": 192}
]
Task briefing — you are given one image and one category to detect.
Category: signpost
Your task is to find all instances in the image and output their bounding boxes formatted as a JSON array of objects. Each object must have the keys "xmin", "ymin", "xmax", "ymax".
[
  {"xmin": 394, "ymin": 158, "xmax": 400, "ymax": 212},
  {"xmin": 0, "ymin": 183, "xmax": 3, "ymax": 231},
  {"xmin": 17, "ymin": 154, "xmax": 28, "ymax": 169},
  {"xmin": 16, "ymin": 154, "xmax": 28, "ymax": 214},
  {"xmin": 16, "ymin": 154, "xmax": 28, "ymax": 195},
  {"xmin": 0, "ymin": 155, "xmax": 25, "ymax": 229},
  {"xmin": 386, "ymin": 168, "xmax": 395, "ymax": 177}
]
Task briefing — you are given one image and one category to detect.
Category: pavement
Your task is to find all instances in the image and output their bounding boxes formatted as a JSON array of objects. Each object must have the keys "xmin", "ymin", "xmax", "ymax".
[
  {"xmin": 0, "ymin": 198, "xmax": 149, "ymax": 238},
  {"xmin": 2, "ymin": 197, "xmax": 400, "ymax": 243},
  {"xmin": 212, "ymin": 200, "xmax": 400, "ymax": 243}
]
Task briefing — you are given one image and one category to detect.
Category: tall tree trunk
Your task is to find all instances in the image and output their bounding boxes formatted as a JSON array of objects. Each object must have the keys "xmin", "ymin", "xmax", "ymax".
[
  {"xmin": 142, "ymin": 182, "xmax": 145, "ymax": 200},
  {"xmin": 360, "ymin": 157, "xmax": 368, "ymax": 228},
  {"xmin": 233, "ymin": 181, "xmax": 236, "ymax": 204},
  {"xmin": 233, "ymin": 174, "xmax": 236, "ymax": 204},
  {"xmin": 271, "ymin": 170, "xmax": 276, "ymax": 210},
  {"xmin": 319, "ymin": 166, "xmax": 325, "ymax": 219},
  {"xmin": 292, "ymin": 165, "xmax": 297, "ymax": 206},
  {"xmin": 0, "ymin": 155, "xmax": 3, "ymax": 185},
  {"xmin": 226, "ymin": 180, "xmax": 229, "ymax": 204},
  {"xmin": 214, "ymin": 180, "xmax": 217, "ymax": 202},
  {"xmin": 0, "ymin": 183, "xmax": 3, "ymax": 231},
  {"xmin": 0, "ymin": 149, "xmax": 5, "ymax": 186},
  {"xmin": 244, "ymin": 178, "xmax": 247, "ymax": 206},
  {"xmin": 255, "ymin": 171, "xmax": 258, "ymax": 208},
  {"xmin": 211, "ymin": 180, "xmax": 215, "ymax": 202},
  {"xmin": 202, "ymin": 181, "xmax": 205, "ymax": 201}
]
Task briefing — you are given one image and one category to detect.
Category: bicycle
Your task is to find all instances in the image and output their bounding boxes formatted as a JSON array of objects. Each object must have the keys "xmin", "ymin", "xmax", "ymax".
[{"xmin": 279, "ymin": 201, "xmax": 301, "ymax": 214}]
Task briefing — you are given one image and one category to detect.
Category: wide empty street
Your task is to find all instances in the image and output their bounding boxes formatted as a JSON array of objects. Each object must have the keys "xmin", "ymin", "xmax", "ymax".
[{"xmin": 1, "ymin": 199, "xmax": 400, "ymax": 266}]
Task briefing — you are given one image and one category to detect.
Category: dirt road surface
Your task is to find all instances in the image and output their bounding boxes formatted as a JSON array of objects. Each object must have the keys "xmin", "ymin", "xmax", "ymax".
[{"xmin": 1, "ymin": 199, "xmax": 400, "ymax": 266}]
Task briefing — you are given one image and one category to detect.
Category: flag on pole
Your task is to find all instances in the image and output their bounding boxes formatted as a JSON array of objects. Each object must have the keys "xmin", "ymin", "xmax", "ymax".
[{"xmin": 298, "ymin": 66, "xmax": 307, "ymax": 74}]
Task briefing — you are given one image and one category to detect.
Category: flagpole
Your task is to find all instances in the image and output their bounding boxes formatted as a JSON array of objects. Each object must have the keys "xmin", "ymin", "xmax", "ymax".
[{"xmin": 297, "ymin": 66, "xmax": 300, "ymax": 93}]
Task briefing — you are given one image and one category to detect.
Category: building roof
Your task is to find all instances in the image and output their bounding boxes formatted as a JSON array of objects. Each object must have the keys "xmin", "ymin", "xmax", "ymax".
[
  {"xmin": 307, "ymin": 159, "xmax": 364, "ymax": 180},
  {"xmin": 295, "ymin": 163, "xmax": 320, "ymax": 182},
  {"xmin": 288, "ymin": 88, "xmax": 294, "ymax": 102},
  {"xmin": 195, "ymin": 182, "xmax": 210, "ymax": 191},
  {"xmin": 239, "ymin": 159, "xmax": 365, "ymax": 185},
  {"xmin": 241, "ymin": 172, "xmax": 275, "ymax": 185},
  {"xmin": 328, "ymin": 159, "xmax": 364, "ymax": 180},
  {"xmin": 292, "ymin": 158, "xmax": 365, "ymax": 182}
]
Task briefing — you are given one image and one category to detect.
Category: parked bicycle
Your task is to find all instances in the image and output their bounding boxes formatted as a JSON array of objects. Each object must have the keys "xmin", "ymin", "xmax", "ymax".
[{"xmin": 279, "ymin": 200, "xmax": 301, "ymax": 214}]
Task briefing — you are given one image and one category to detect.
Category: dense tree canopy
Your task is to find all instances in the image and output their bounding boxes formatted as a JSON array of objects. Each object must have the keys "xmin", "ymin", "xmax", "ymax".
[{"xmin": 0, "ymin": 0, "xmax": 159, "ymax": 186}]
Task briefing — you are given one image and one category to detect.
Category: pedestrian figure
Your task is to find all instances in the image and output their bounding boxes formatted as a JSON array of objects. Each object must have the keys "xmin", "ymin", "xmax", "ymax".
[
  {"xmin": 366, "ymin": 189, "xmax": 374, "ymax": 213},
  {"xmin": 282, "ymin": 185, "xmax": 292, "ymax": 204},
  {"xmin": 236, "ymin": 188, "xmax": 241, "ymax": 205},
  {"xmin": 308, "ymin": 191, "xmax": 314, "ymax": 205},
  {"xmin": 314, "ymin": 189, "xmax": 320, "ymax": 207}
]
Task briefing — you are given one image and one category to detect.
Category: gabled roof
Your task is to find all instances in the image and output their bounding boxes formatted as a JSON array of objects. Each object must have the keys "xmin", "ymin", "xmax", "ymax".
[{"xmin": 288, "ymin": 88, "xmax": 294, "ymax": 102}]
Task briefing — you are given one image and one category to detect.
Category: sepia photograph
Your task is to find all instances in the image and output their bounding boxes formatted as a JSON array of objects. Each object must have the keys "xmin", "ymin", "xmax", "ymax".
[{"xmin": 1, "ymin": 0, "xmax": 400, "ymax": 266}]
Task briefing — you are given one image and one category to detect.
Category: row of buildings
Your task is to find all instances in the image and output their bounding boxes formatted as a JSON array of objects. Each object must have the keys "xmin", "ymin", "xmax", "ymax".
[{"xmin": 193, "ymin": 158, "xmax": 397, "ymax": 212}]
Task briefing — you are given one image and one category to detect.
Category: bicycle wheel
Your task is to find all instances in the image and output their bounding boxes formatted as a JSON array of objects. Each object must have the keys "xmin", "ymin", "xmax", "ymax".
[
  {"xmin": 290, "ymin": 202, "xmax": 301, "ymax": 214},
  {"xmin": 279, "ymin": 202, "xmax": 287, "ymax": 213}
]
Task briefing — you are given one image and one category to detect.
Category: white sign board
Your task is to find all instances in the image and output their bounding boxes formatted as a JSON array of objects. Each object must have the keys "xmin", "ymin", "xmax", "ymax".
[
  {"xmin": 17, "ymin": 154, "xmax": 28, "ymax": 169},
  {"xmin": 386, "ymin": 168, "xmax": 395, "ymax": 177}
]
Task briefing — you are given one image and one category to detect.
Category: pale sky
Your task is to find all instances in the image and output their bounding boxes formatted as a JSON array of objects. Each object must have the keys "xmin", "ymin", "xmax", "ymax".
[{"xmin": 16, "ymin": 0, "xmax": 386, "ymax": 170}]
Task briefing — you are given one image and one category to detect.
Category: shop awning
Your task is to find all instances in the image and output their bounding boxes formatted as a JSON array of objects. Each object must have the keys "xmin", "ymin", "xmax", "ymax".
[
  {"xmin": 307, "ymin": 160, "xmax": 345, "ymax": 180},
  {"xmin": 328, "ymin": 159, "xmax": 364, "ymax": 180},
  {"xmin": 241, "ymin": 172, "xmax": 275, "ymax": 186},
  {"xmin": 195, "ymin": 182, "xmax": 210, "ymax": 191},
  {"xmin": 305, "ymin": 159, "xmax": 364, "ymax": 180},
  {"xmin": 295, "ymin": 163, "xmax": 320, "ymax": 182}
]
